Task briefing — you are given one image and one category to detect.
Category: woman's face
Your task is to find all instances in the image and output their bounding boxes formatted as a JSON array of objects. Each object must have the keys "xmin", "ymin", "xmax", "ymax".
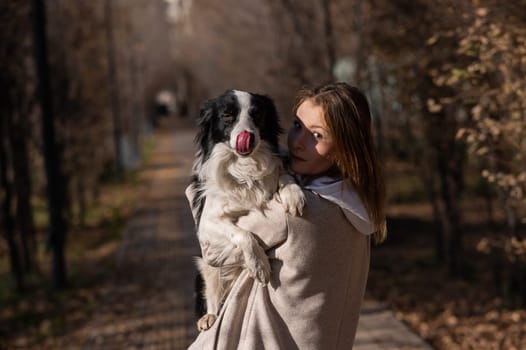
[{"xmin": 287, "ymin": 99, "xmax": 335, "ymax": 175}]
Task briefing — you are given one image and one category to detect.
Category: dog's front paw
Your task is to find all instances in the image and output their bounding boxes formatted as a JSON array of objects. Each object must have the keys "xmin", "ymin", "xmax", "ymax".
[
  {"xmin": 244, "ymin": 242, "xmax": 271, "ymax": 286},
  {"xmin": 277, "ymin": 182, "xmax": 305, "ymax": 217},
  {"xmin": 197, "ymin": 314, "xmax": 217, "ymax": 332}
]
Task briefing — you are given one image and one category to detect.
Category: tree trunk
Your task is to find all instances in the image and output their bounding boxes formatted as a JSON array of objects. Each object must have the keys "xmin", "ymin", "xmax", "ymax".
[
  {"xmin": 435, "ymin": 124, "xmax": 464, "ymax": 278},
  {"xmin": 31, "ymin": 0, "xmax": 68, "ymax": 288},
  {"xmin": 266, "ymin": 0, "xmax": 308, "ymax": 85},
  {"xmin": 320, "ymin": 0, "xmax": 335, "ymax": 81},
  {"xmin": 104, "ymin": 0, "xmax": 124, "ymax": 179},
  {"xmin": 76, "ymin": 179, "xmax": 87, "ymax": 227},
  {"xmin": 8, "ymin": 111, "xmax": 36, "ymax": 273},
  {"xmin": 420, "ymin": 168, "xmax": 445, "ymax": 263},
  {"xmin": 0, "ymin": 104, "xmax": 24, "ymax": 292},
  {"xmin": 400, "ymin": 96, "xmax": 445, "ymax": 262}
]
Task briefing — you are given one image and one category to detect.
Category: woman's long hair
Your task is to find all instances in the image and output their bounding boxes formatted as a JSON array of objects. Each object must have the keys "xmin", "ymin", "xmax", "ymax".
[{"xmin": 293, "ymin": 82, "xmax": 387, "ymax": 242}]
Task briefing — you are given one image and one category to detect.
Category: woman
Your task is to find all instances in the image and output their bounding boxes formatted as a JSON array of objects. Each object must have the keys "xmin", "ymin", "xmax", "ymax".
[{"xmin": 187, "ymin": 82, "xmax": 386, "ymax": 349}]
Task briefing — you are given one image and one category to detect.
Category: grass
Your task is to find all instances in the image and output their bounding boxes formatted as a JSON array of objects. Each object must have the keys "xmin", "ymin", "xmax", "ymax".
[{"xmin": 0, "ymin": 138, "xmax": 155, "ymax": 349}]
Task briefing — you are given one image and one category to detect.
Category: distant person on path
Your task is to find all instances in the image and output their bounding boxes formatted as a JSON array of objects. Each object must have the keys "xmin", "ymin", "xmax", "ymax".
[{"xmin": 187, "ymin": 82, "xmax": 387, "ymax": 349}]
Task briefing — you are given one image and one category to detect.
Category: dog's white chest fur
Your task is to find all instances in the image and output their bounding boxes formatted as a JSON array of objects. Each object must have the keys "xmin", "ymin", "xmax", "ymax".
[{"xmin": 200, "ymin": 143, "xmax": 281, "ymax": 213}]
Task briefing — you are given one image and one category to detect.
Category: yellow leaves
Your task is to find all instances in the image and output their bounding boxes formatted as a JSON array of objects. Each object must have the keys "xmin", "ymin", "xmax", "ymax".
[
  {"xmin": 445, "ymin": 69, "xmax": 464, "ymax": 85},
  {"xmin": 451, "ymin": 68, "xmax": 469, "ymax": 78},
  {"xmin": 509, "ymin": 312, "xmax": 521, "ymax": 323},
  {"xmin": 426, "ymin": 35, "xmax": 439, "ymax": 46},
  {"xmin": 446, "ymin": 314, "xmax": 458, "ymax": 327},
  {"xmin": 481, "ymin": 169, "xmax": 495, "ymax": 183},
  {"xmin": 476, "ymin": 7, "xmax": 489, "ymax": 17},
  {"xmin": 475, "ymin": 146, "xmax": 489, "ymax": 155},
  {"xmin": 476, "ymin": 238, "xmax": 491, "ymax": 254},
  {"xmin": 434, "ymin": 67, "xmax": 472, "ymax": 88},
  {"xmin": 489, "ymin": 23, "xmax": 502, "ymax": 38},
  {"xmin": 507, "ymin": 237, "xmax": 526, "ymax": 259},
  {"xmin": 426, "ymin": 98, "xmax": 443, "ymax": 113},
  {"xmin": 459, "ymin": 101, "xmax": 525, "ymax": 213},
  {"xmin": 471, "ymin": 105, "xmax": 482, "ymax": 120},
  {"xmin": 475, "ymin": 236, "xmax": 526, "ymax": 262},
  {"xmin": 480, "ymin": 118, "xmax": 501, "ymax": 138},
  {"xmin": 479, "ymin": 169, "xmax": 526, "ymax": 211},
  {"xmin": 455, "ymin": 128, "xmax": 468, "ymax": 139},
  {"xmin": 433, "ymin": 74, "xmax": 448, "ymax": 87}
]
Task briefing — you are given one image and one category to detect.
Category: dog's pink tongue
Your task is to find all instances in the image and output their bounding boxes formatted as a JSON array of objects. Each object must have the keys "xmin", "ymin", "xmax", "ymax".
[{"xmin": 236, "ymin": 130, "xmax": 253, "ymax": 155}]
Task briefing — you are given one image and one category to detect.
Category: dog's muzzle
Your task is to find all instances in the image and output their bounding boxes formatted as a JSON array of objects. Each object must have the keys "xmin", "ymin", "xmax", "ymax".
[{"xmin": 235, "ymin": 130, "xmax": 255, "ymax": 155}]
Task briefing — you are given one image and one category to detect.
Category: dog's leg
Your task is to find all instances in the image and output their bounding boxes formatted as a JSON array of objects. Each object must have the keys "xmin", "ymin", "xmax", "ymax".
[
  {"xmin": 195, "ymin": 258, "xmax": 221, "ymax": 331},
  {"xmin": 276, "ymin": 174, "xmax": 305, "ymax": 216},
  {"xmin": 226, "ymin": 224, "xmax": 271, "ymax": 285},
  {"xmin": 201, "ymin": 219, "xmax": 271, "ymax": 285}
]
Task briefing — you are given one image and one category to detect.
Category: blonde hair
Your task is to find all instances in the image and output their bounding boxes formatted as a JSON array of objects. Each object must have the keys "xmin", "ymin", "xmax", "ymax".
[{"xmin": 293, "ymin": 82, "xmax": 387, "ymax": 243}]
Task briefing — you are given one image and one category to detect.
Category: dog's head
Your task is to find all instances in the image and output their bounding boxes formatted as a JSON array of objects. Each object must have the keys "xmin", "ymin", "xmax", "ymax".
[{"xmin": 195, "ymin": 90, "xmax": 282, "ymax": 162}]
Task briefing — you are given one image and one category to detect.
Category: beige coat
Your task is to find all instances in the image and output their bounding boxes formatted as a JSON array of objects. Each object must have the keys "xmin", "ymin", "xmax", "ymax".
[{"xmin": 187, "ymin": 189, "xmax": 370, "ymax": 350}]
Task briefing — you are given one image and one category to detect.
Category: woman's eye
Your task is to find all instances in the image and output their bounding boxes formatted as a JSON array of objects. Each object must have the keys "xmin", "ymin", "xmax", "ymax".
[{"xmin": 313, "ymin": 131, "xmax": 322, "ymax": 139}]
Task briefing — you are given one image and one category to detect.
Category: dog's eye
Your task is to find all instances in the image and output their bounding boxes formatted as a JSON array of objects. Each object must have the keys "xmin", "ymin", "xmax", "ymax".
[{"xmin": 222, "ymin": 114, "xmax": 234, "ymax": 123}]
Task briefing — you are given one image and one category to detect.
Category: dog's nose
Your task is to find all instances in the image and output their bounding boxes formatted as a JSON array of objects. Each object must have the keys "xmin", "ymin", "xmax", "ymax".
[{"xmin": 235, "ymin": 130, "xmax": 255, "ymax": 155}]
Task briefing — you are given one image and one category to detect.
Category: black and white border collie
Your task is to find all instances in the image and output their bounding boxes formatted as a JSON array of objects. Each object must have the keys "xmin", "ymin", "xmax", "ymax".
[{"xmin": 187, "ymin": 89, "xmax": 304, "ymax": 331}]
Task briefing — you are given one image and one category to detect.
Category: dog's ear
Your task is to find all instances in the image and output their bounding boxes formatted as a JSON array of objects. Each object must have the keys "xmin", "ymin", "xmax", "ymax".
[
  {"xmin": 253, "ymin": 93, "xmax": 282, "ymax": 153},
  {"xmin": 194, "ymin": 98, "xmax": 216, "ymax": 165},
  {"xmin": 197, "ymin": 99, "xmax": 215, "ymax": 127}
]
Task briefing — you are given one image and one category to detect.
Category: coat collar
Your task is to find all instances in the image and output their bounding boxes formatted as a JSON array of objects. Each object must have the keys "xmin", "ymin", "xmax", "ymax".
[{"xmin": 303, "ymin": 176, "xmax": 375, "ymax": 235}]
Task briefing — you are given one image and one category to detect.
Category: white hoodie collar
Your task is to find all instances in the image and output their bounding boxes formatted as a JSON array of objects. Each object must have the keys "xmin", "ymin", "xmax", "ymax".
[{"xmin": 303, "ymin": 176, "xmax": 375, "ymax": 235}]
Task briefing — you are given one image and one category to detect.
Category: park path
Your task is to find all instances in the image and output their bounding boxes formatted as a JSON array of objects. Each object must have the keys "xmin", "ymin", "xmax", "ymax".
[
  {"xmin": 85, "ymin": 119, "xmax": 433, "ymax": 349},
  {"xmin": 85, "ymin": 119, "xmax": 199, "ymax": 349}
]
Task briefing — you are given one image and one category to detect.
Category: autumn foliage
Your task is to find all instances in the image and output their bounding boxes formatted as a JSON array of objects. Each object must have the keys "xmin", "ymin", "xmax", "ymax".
[{"xmin": 1, "ymin": 0, "xmax": 525, "ymax": 349}]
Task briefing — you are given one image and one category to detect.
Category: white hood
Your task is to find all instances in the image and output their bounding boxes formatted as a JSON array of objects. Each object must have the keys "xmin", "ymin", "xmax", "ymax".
[{"xmin": 304, "ymin": 177, "xmax": 375, "ymax": 235}]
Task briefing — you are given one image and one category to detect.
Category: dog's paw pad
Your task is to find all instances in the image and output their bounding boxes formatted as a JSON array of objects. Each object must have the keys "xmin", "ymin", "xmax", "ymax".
[{"xmin": 197, "ymin": 314, "xmax": 217, "ymax": 332}]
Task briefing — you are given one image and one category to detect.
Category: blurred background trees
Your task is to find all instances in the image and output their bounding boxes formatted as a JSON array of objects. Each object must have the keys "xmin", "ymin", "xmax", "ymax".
[
  {"xmin": 171, "ymin": 0, "xmax": 525, "ymax": 295},
  {"xmin": 1, "ymin": 0, "xmax": 525, "ymax": 346},
  {"xmin": 1, "ymin": 0, "xmax": 177, "ymax": 290}
]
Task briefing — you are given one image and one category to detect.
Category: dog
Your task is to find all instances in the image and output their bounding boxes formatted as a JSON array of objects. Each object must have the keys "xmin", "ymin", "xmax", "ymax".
[{"xmin": 187, "ymin": 89, "xmax": 305, "ymax": 331}]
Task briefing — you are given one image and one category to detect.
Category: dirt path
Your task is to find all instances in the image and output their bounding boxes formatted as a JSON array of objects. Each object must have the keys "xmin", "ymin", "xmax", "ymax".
[{"xmin": 85, "ymin": 121, "xmax": 199, "ymax": 349}]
